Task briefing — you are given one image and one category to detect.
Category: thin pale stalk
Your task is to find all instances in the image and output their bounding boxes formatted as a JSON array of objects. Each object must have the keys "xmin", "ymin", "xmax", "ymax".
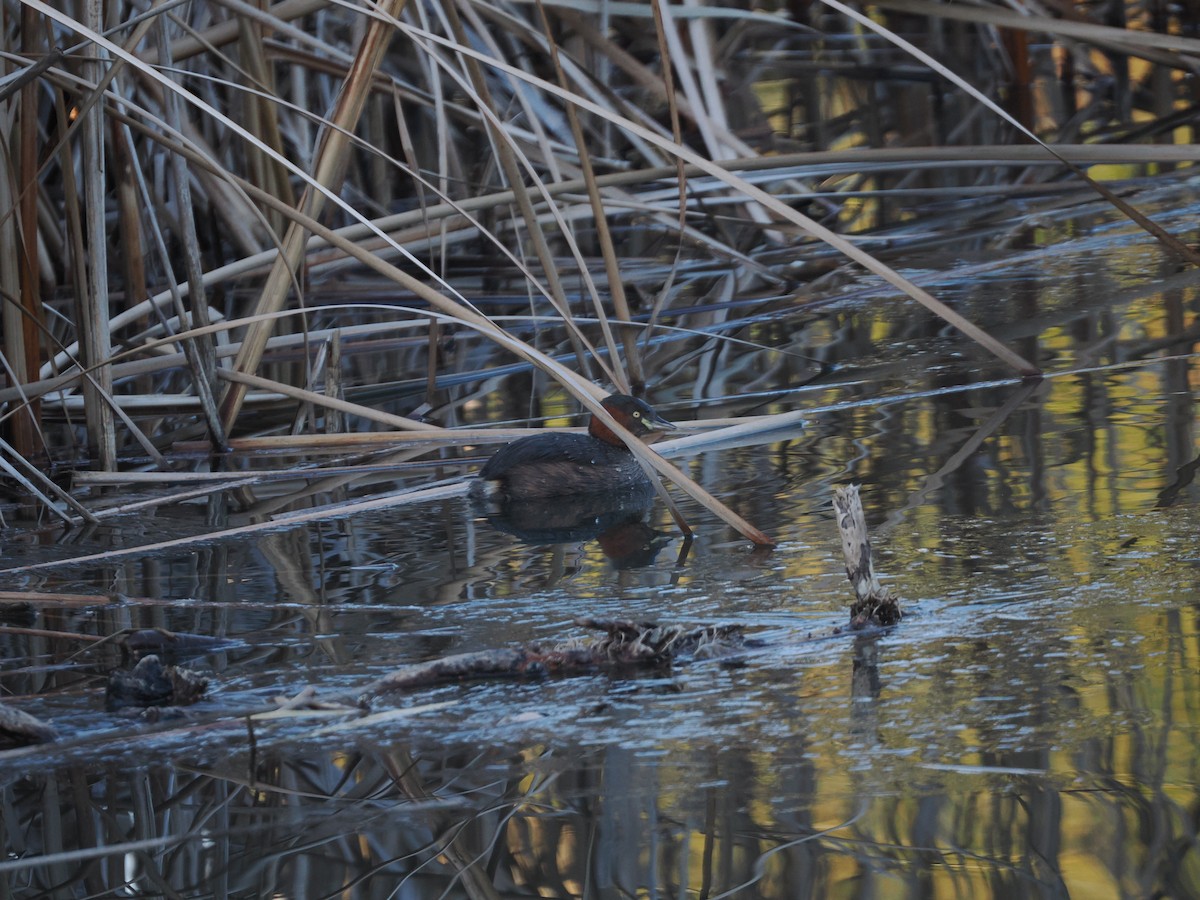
[
  {"xmin": 236, "ymin": 10, "xmax": 296, "ymax": 227},
  {"xmin": 0, "ymin": 482, "xmax": 469, "ymax": 575},
  {"xmin": 457, "ymin": 0, "xmax": 564, "ymax": 183},
  {"xmin": 167, "ymin": 429, "xmax": 533, "ymax": 452},
  {"xmin": 0, "ymin": 153, "xmax": 39, "ymax": 457},
  {"xmin": 874, "ymin": 0, "xmax": 1200, "ymax": 60},
  {"xmin": 155, "ymin": 17, "xmax": 228, "ymax": 449},
  {"xmin": 643, "ymin": 1, "xmax": 700, "ymax": 338},
  {"xmin": 136, "ymin": 0, "xmax": 327, "ymax": 65},
  {"xmin": 216, "ymin": 369, "xmax": 441, "ymax": 433},
  {"xmin": 0, "ymin": 590, "xmax": 112, "ymax": 606},
  {"xmin": 11, "ymin": 2, "xmax": 42, "ymax": 458},
  {"xmin": 76, "ymin": 366, "xmax": 170, "ymax": 469},
  {"xmin": 656, "ymin": 0, "xmax": 776, "ymax": 241},
  {"xmin": 324, "ymin": 330, "xmax": 343, "ymax": 434}
]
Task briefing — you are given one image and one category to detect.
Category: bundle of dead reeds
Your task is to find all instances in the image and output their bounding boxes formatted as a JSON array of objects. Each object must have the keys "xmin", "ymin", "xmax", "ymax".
[{"xmin": 0, "ymin": 0, "xmax": 1196, "ymax": 538}]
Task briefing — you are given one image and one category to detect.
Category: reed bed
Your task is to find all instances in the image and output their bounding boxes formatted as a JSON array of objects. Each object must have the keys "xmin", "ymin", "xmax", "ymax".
[{"xmin": 0, "ymin": 0, "xmax": 1197, "ymax": 535}]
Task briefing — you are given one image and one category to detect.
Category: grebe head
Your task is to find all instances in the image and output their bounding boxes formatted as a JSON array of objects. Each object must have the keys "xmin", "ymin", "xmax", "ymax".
[{"xmin": 588, "ymin": 394, "xmax": 676, "ymax": 446}]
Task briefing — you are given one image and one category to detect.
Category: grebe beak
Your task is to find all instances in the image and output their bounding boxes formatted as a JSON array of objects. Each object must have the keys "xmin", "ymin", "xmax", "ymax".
[{"xmin": 643, "ymin": 409, "xmax": 677, "ymax": 432}]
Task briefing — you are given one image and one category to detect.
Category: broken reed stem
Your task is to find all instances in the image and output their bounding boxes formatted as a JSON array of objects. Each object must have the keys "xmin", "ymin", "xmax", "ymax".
[
  {"xmin": 833, "ymin": 484, "xmax": 902, "ymax": 626},
  {"xmin": 324, "ymin": 330, "xmax": 343, "ymax": 434}
]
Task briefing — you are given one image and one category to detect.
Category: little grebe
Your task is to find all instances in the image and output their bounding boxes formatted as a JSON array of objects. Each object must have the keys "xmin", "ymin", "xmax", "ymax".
[{"xmin": 471, "ymin": 394, "xmax": 676, "ymax": 500}]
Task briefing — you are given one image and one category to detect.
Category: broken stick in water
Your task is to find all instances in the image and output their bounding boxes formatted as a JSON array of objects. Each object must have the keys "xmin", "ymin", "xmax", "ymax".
[{"xmin": 834, "ymin": 484, "xmax": 902, "ymax": 626}]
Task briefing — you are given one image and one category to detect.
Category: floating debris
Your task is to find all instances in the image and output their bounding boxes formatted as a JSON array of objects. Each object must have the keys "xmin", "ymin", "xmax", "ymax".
[
  {"xmin": 106, "ymin": 655, "xmax": 209, "ymax": 713},
  {"xmin": 361, "ymin": 618, "xmax": 750, "ymax": 702}
]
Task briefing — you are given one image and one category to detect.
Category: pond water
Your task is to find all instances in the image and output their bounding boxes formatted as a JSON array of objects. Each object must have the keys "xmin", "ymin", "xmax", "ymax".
[{"xmin": 3, "ymin": 191, "xmax": 1200, "ymax": 897}]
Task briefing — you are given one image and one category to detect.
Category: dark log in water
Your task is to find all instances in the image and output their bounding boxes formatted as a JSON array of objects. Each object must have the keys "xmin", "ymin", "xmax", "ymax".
[{"xmin": 360, "ymin": 619, "xmax": 751, "ymax": 701}]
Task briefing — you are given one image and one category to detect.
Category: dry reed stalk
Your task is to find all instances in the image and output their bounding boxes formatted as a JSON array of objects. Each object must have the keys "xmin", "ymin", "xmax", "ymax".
[
  {"xmin": 109, "ymin": 118, "xmax": 149, "ymax": 338},
  {"xmin": 324, "ymin": 330, "xmax": 343, "ymax": 434},
  {"xmin": 168, "ymin": 429, "xmax": 534, "ymax": 453},
  {"xmin": 240, "ymin": 449, "xmax": 439, "ymax": 518},
  {"xmin": 10, "ymin": 4, "xmax": 43, "ymax": 459},
  {"xmin": 137, "ymin": 0, "xmax": 327, "ymax": 66},
  {"xmin": 236, "ymin": 12, "xmax": 296, "ymax": 232},
  {"xmin": 82, "ymin": 376, "xmax": 170, "ymax": 467},
  {"xmin": 217, "ymin": 369, "xmax": 441, "ymax": 432},
  {"xmin": 0, "ymin": 437, "xmax": 97, "ymax": 523},
  {"xmin": 645, "ymin": 0, "xmax": 691, "ymax": 332},
  {"xmin": 457, "ymin": 0, "xmax": 566, "ymax": 182},
  {"xmin": 554, "ymin": 7, "xmax": 750, "ymax": 158},
  {"xmin": 154, "ymin": 18, "xmax": 227, "ymax": 449},
  {"xmin": 0, "ymin": 625, "xmax": 107, "ymax": 643},
  {"xmin": 219, "ymin": 0, "xmax": 413, "ymax": 431},
  {"xmin": 875, "ymin": 0, "xmax": 1200, "ymax": 59},
  {"xmin": 0, "ymin": 148, "xmax": 36, "ymax": 456},
  {"xmin": 537, "ymin": 0, "xmax": 644, "ymax": 390},
  {"xmin": 834, "ymin": 485, "xmax": 901, "ymax": 625},
  {"xmin": 79, "ymin": 0, "xmax": 117, "ymax": 470},
  {"xmin": 0, "ymin": 590, "xmax": 112, "ymax": 606},
  {"xmin": 654, "ymin": 0, "xmax": 779, "ymax": 242},
  {"xmin": 71, "ymin": 471, "xmax": 286, "ymax": 485},
  {"xmin": 80, "ymin": 482, "xmax": 269, "ymax": 519}
]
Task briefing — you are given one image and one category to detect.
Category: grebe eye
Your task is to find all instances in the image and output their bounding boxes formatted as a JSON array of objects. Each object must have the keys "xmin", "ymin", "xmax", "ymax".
[{"xmin": 633, "ymin": 411, "xmax": 641, "ymax": 418}]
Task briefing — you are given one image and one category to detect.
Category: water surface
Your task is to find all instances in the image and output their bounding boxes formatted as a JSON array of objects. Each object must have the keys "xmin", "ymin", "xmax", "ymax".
[{"xmin": 3, "ymin": 197, "xmax": 1200, "ymax": 898}]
